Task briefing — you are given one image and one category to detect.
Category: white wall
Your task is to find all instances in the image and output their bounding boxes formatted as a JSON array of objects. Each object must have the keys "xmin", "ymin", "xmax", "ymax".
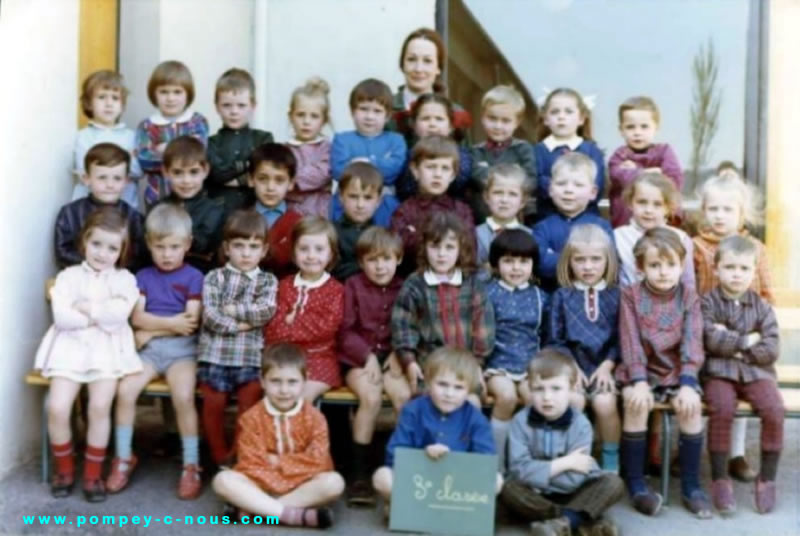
[{"xmin": 0, "ymin": 0, "xmax": 80, "ymax": 477}]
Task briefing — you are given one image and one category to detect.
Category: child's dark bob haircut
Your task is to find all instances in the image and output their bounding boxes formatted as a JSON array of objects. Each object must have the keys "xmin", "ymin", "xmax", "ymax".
[
  {"xmin": 222, "ymin": 209, "xmax": 268, "ymax": 243},
  {"xmin": 416, "ymin": 212, "xmax": 475, "ymax": 274},
  {"xmin": 250, "ymin": 142, "xmax": 298, "ymax": 178},
  {"xmin": 261, "ymin": 343, "xmax": 307, "ymax": 379},
  {"xmin": 163, "ymin": 136, "xmax": 207, "ymax": 169},
  {"xmin": 489, "ymin": 229, "xmax": 538, "ymax": 269}
]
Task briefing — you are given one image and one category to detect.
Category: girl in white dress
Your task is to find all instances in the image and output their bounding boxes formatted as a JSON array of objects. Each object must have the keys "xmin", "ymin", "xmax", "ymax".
[{"xmin": 35, "ymin": 207, "xmax": 141, "ymax": 502}]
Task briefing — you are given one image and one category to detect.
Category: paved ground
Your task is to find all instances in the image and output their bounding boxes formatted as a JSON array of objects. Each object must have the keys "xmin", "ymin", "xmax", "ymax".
[{"xmin": 1, "ymin": 407, "xmax": 798, "ymax": 536}]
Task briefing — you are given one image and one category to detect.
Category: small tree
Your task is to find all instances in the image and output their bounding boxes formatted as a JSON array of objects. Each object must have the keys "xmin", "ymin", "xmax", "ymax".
[{"xmin": 690, "ymin": 38, "xmax": 722, "ymax": 188}]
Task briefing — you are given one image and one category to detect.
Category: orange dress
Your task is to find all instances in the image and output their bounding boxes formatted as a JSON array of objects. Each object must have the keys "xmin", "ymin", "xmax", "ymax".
[{"xmin": 234, "ymin": 399, "xmax": 334, "ymax": 496}]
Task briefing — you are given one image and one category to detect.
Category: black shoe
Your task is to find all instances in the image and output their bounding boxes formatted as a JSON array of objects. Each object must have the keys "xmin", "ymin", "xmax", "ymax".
[
  {"xmin": 82, "ymin": 478, "xmax": 107, "ymax": 503},
  {"xmin": 50, "ymin": 473, "xmax": 74, "ymax": 498},
  {"xmin": 347, "ymin": 479, "xmax": 376, "ymax": 507}
]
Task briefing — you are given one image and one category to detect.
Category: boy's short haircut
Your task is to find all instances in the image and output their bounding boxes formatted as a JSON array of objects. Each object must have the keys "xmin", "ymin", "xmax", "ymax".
[
  {"xmin": 633, "ymin": 227, "xmax": 686, "ymax": 269},
  {"xmin": 481, "ymin": 85, "xmax": 525, "ymax": 117},
  {"xmin": 618, "ymin": 96, "xmax": 660, "ymax": 124},
  {"xmin": 84, "ymin": 142, "xmax": 131, "ymax": 175},
  {"xmin": 551, "ymin": 152, "xmax": 597, "ymax": 182},
  {"xmin": 410, "ymin": 135, "xmax": 460, "ymax": 172},
  {"xmin": 223, "ymin": 209, "xmax": 268, "ymax": 243},
  {"xmin": 486, "ymin": 162, "xmax": 530, "ymax": 195},
  {"xmin": 163, "ymin": 136, "xmax": 207, "ymax": 169},
  {"xmin": 349, "ymin": 78, "xmax": 393, "ymax": 112},
  {"xmin": 261, "ymin": 342, "xmax": 308, "ymax": 379},
  {"xmin": 622, "ymin": 171, "xmax": 680, "ymax": 216},
  {"xmin": 145, "ymin": 203, "xmax": 192, "ymax": 241},
  {"xmin": 714, "ymin": 235, "xmax": 758, "ymax": 265},
  {"xmin": 423, "ymin": 346, "xmax": 481, "ymax": 394},
  {"xmin": 81, "ymin": 70, "xmax": 128, "ymax": 119},
  {"xmin": 291, "ymin": 216, "xmax": 339, "ymax": 270},
  {"xmin": 147, "ymin": 60, "xmax": 195, "ymax": 107},
  {"xmin": 250, "ymin": 142, "xmax": 298, "ymax": 178},
  {"xmin": 215, "ymin": 68, "xmax": 256, "ymax": 103},
  {"xmin": 528, "ymin": 347, "xmax": 578, "ymax": 386},
  {"xmin": 339, "ymin": 161, "xmax": 384, "ymax": 193},
  {"xmin": 355, "ymin": 227, "xmax": 403, "ymax": 262},
  {"xmin": 489, "ymin": 229, "xmax": 538, "ymax": 269}
]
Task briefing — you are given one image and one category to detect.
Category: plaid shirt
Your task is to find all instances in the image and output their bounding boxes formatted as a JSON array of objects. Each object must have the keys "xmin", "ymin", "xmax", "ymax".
[
  {"xmin": 199, "ymin": 265, "xmax": 278, "ymax": 368},
  {"xmin": 616, "ymin": 282, "xmax": 704, "ymax": 388},
  {"xmin": 392, "ymin": 270, "xmax": 494, "ymax": 369},
  {"xmin": 693, "ymin": 230, "xmax": 774, "ymax": 304},
  {"xmin": 701, "ymin": 287, "xmax": 780, "ymax": 383}
]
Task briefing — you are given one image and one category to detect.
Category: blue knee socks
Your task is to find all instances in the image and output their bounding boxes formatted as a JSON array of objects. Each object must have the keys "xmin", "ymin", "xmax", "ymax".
[
  {"xmin": 621, "ymin": 431, "xmax": 647, "ymax": 495},
  {"xmin": 182, "ymin": 436, "xmax": 199, "ymax": 466},
  {"xmin": 115, "ymin": 426, "xmax": 133, "ymax": 460}
]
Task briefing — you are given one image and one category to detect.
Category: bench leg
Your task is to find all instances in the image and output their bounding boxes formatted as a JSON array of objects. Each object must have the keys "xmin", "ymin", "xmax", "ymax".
[
  {"xmin": 41, "ymin": 392, "xmax": 49, "ymax": 483},
  {"xmin": 660, "ymin": 411, "xmax": 671, "ymax": 505}
]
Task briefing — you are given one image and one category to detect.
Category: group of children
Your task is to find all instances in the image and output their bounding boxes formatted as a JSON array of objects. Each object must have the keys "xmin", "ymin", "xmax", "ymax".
[{"xmin": 34, "ymin": 26, "xmax": 785, "ymax": 534}]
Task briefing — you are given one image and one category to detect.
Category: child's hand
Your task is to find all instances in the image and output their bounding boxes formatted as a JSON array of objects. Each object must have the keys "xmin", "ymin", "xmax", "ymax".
[
  {"xmin": 266, "ymin": 454, "xmax": 279, "ymax": 465},
  {"xmin": 425, "ymin": 443, "xmax": 449, "ymax": 460},
  {"xmin": 712, "ymin": 323, "xmax": 727, "ymax": 331},
  {"xmin": 73, "ymin": 299, "xmax": 91, "ymax": 317},
  {"xmin": 674, "ymin": 385, "xmax": 701, "ymax": 420},
  {"xmin": 363, "ymin": 354, "xmax": 382, "ymax": 385},
  {"xmin": 170, "ymin": 312, "xmax": 198, "ymax": 336},
  {"xmin": 746, "ymin": 332, "xmax": 762, "ymax": 347},
  {"xmin": 223, "ymin": 304, "xmax": 237, "ymax": 317},
  {"xmin": 589, "ymin": 360, "xmax": 616, "ymax": 393},
  {"xmin": 237, "ymin": 322, "xmax": 253, "ymax": 332},
  {"xmin": 625, "ymin": 381, "xmax": 653, "ymax": 413},
  {"xmin": 565, "ymin": 447, "xmax": 595, "ymax": 474},
  {"xmin": 620, "ymin": 160, "xmax": 638, "ymax": 170},
  {"xmin": 406, "ymin": 362, "xmax": 424, "ymax": 396}
]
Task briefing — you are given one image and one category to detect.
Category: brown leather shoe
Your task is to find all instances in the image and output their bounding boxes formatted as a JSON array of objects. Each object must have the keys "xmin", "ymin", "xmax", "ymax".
[
  {"xmin": 755, "ymin": 478, "xmax": 777, "ymax": 514},
  {"xmin": 711, "ymin": 479, "xmax": 737, "ymax": 516},
  {"xmin": 177, "ymin": 464, "xmax": 203, "ymax": 500},
  {"xmin": 50, "ymin": 472, "xmax": 74, "ymax": 498},
  {"xmin": 529, "ymin": 516, "xmax": 571, "ymax": 536},
  {"xmin": 106, "ymin": 455, "xmax": 138, "ymax": 493},
  {"xmin": 728, "ymin": 456, "xmax": 757, "ymax": 483}
]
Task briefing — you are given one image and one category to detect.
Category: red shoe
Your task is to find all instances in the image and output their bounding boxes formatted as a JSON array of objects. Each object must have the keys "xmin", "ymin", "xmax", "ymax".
[
  {"xmin": 106, "ymin": 456, "xmax": 138, "ymax": 493},
  {"xmin": 711, "ymin": 479, "xmax": 736, "ymax": 516},
  {"xmin": 177, "ymin": 464, "xmax": 202, "ymax": 500}
]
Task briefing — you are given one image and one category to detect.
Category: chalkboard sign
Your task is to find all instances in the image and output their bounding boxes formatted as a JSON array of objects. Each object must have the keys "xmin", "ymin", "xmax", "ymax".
[{"xmin": 389, "ymin": 448, "xmax": 497, "ymax": 536}]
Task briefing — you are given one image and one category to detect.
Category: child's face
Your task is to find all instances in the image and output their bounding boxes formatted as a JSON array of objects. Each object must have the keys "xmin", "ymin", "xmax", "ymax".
[
  {"xmin": 155, "ymin": 84, "xmax": 188, "ymax": 118},
  {"xmin": 641, "ymin": 246, "xmax": 683, "ymax": 292},
  {"xmin": 402, "ymin": 37, "xmax": 441, "ymax": 94},
  {"xmin": 630, "ymin": 182, "xmax": 668, "ymax": 230},
  {"xmin": 411, "ymin": 157, "xmax": 456, "ymax": 196},
  {"xmin": 529, "ymin": 374, "xmax": 572, "ymax": 421},
  {"xmin": 148, "ymin": 234, "xmax": 191, "ymax": 272},
  {"xmin": 413, "ymin": 102, "xmax": 452, "ymax": 138},
  {"xmin": 294, "ymin": 233, "xmax": 333, "ymax": 279},
  {"xmin": 223, "ymin": 236, "xmax": 268, "ymax": 272},
  {"xmin": 620, "ymin": 109, "xmax": 658, "ymax": 151},
  {"xmin": 481, "ymin": 103, "xmax": 520, "ymax": 143},
  {"xmin": 497, "ymin": 255, "xmax": 533, "ymax": 288},
  {"xmin": 428, "ymin": 369, "xmax": 470, "ymax": 415},
  {"xmin": 216, "ymin": 89, "xmax": 254, "ymax": 130},
  {"xmin": 569, "ymin": 242, "xmax": 607, "ymax": 286},
  {"xmin": 290, "ymin": 95, "xmax": 326, "ymax": 142},
  {"xmin": 352, "ymin": 100, "xmax": 388, "ymax": 137},
  {"xmin": 542, "ymin": 94, "xmax": 584, "ymax": 140},
  {"xmin": 360, "ymin": 249, "xmax": 401, "ymax": 286},
  {"xmin": 483, "ymin": 175, "xmax": 524, "ymax": 223},
  {"xmin": 248, "ymin": 162, "xmax": 294, "ymax": 208},
  {"xmin": 703, "ymin": 188, "xmax": 742, "ymax": 237},
  {"xmin": 262, "ymin": 365, "xmax": 304, "ymax": 412},
  {"xmin": 83, "ymin": 162, "xmax": 128, "ymax": 204},
  {"xmin": 340, "ymin": 179, "xmax": 381, "ymax": 224},
  {"xmin": 426, "ymin": 230, "xmax": 460, "ymax": 276},
  {"xmin": 715, "ymin": 250, "xmax": 756, "ymax": 298},
  {"xmin": 84, "ymin": 227, "xmax": 124, "ymax": 271},
  {"xmin": 90, "ymin": 87, "xmax": 123, "ymax": 126},
  {"xmin": 164, "ymin": 159, "xmax": 209, "ymax": 199},
  {"xmin": 549, "ymin": 168, "xmax": 596, "ymax": 218}
]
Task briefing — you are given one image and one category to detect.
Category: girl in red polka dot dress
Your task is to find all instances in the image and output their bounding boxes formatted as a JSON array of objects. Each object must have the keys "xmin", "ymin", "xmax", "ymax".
[{"xmin": 265, "ymin": 216, "xmax": 344, "ymax": 400}]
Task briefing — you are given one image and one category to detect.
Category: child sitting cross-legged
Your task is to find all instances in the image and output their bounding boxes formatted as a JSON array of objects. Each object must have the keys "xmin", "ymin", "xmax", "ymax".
[
  {"xmin": 108, "ymin": 204, "xmax": 204, "ymax": 499},
  {"xmin": 501, "ymin": 348, "xmax": 624, "ymax": 536},
  {"xmin": 702, "ymin": 236, "xmax": 783, "ymax": 515},
  {"xmin": 212, "ymin": 343, "xmax": 345, "ymax": 528}
]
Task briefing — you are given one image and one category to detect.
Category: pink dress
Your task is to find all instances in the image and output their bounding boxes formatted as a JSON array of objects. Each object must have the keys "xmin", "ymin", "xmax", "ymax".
[
  {"xmin": 285, "ymin": 137, "xmax": 332, "ymax": 218},
  {"xmin": 34, "ymin": 262, "xmax": 141, "ymax": 382}
]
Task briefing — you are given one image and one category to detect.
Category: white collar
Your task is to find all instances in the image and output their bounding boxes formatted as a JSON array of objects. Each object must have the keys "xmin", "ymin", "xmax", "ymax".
[
  {"xmin": 88, "ymin": 121, "xmax": 127, "ymax": 131},
  {"xmin": 542, "ymin": 134, "xmax": 583, "ymax": 151},
  {"xmin": 293, "ymin": 271, "xmax": 330, "ymax": 289},
  {"xmin": 498, "ymin": 279, "xmax": 530, "ymax": 291},
  {"xmin": 263, "ymin": 397, "xmax": 303, "ymax": 417},
  {"xmin": 486, "ymin": 217, "xmax": 522, "ymax": 232},
  {"xmin": 286, "ymin": 135, "xmax": 325, "ymax": 146},
  {"xmin": 423, "ymin": 269, "xmax": 463, "ymax": 286},
  {"xmin": 574, "ymin": 280, "xmax": 607, "ymax": 291},
  {"xmin": 225, "ymin": 262, "xmax": 261, "ymax": 279},
  {"xmin": 148, "ymin": 108, "xmax": 195, "ymax": 125}
]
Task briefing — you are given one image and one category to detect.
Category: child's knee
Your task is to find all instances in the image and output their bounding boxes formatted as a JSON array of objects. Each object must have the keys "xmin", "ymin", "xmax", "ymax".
[
  {"xmin": 47, "ymin": 399, "xmax": 71, "ymax": 422},
  {"xmin": 359, "ymin": 386, "xmax": 383, "ymax": 412},
  {"xmin": 677, "ymin": 411, "xmax": 703, "ymax": 433},
  {"xmin": 623, "ymin": 406, "xmax": 650, "ymax": 429},
  {"xmin": 116, "ymin": 380, "xmax": 142, "ymax": 404},
  {"xmin": 87, "ymin": 397, "xmax": 113, "ymax": 420},
  {"xmin": 493, "ymin": 389, "xmax": 518, "ymax": 415},
  {"xmin": 318, "ymin": 472, "xmax": 345, "ymax": 498},
  {"xmin": 592, "ymin": 394, "xmax": 618, "ymax": 416},
  {"xmin": 372, "ymin": 467, "xmax": 393, "ymax": 494}
]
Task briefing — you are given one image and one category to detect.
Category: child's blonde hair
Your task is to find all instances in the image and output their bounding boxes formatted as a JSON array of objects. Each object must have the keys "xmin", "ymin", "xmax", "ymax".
[
  {"xmin": 551, "ymin": 152, "xmax": 597, "ymax": 183},
  {"xmin": 537, "ymin": 87, "xmax": 593, "ymax": 140},
  {"xmin": 486, "ymin": 162, "xmax": 530, "ymax": 197},
  {"xmin": 417, "ymin": 212, "xmax": 475, "ymax": 275},
  {"xmin": 291, "ymin": 216, "xmax": 339, "ymax": 270},
  {"xmin": 145, "ymin": 203, "xmax": 192, "ymax": 241},
  {"xmin": 699, "ymin": 173, "xmax": 763, "ymax": 230},
  {"xmin": 556, "ymin": 224, "xmax": 618, "ymax": 287},
  {"xmin": 423, "ymin": 347, "xmax": 481, "ymax": 394},
  {"xmin": 80, "ymin": 70, "xmax": 128, "ymax": 119},
  {"xmin": 633, "ymin": 227, "xmax": 686, "ymax": 269},
  {"xmin": 289, "ymin": 77, "xmax": 331, "ymax": 127},
  {"xmin": 78, "ymin": 207, "xmax": 131, "ymax": 268},
  {"xmin": 147, "ymin": 60, "xmax": 195, "ymax": 108},
  {"xmin": 527, "ymin": 347, "xmax": 578, "ymax": 387},
  {"xmin": 623, "ymin": 171, "xmax": 681, "ymax": 217},
  {"xmin": 618, "ymin": 96, "xmax": 660, "ymax": 124},
  {"xmin": 215, "ymin": 67, "xmax": 256, "ymax": 103},
  {"xmin": 481, "ymin": 85, "xmax": 525, "ymax": 118}
]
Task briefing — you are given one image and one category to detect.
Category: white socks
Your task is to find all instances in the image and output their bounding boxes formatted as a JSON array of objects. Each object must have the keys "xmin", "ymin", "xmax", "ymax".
[
  {"xmin": 490, "ymin": 418, "xmax": 510, "ymax": 471},
  {"xmin": 730, "ymin": 417, "xmax": 748, "ymax": 458}
]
